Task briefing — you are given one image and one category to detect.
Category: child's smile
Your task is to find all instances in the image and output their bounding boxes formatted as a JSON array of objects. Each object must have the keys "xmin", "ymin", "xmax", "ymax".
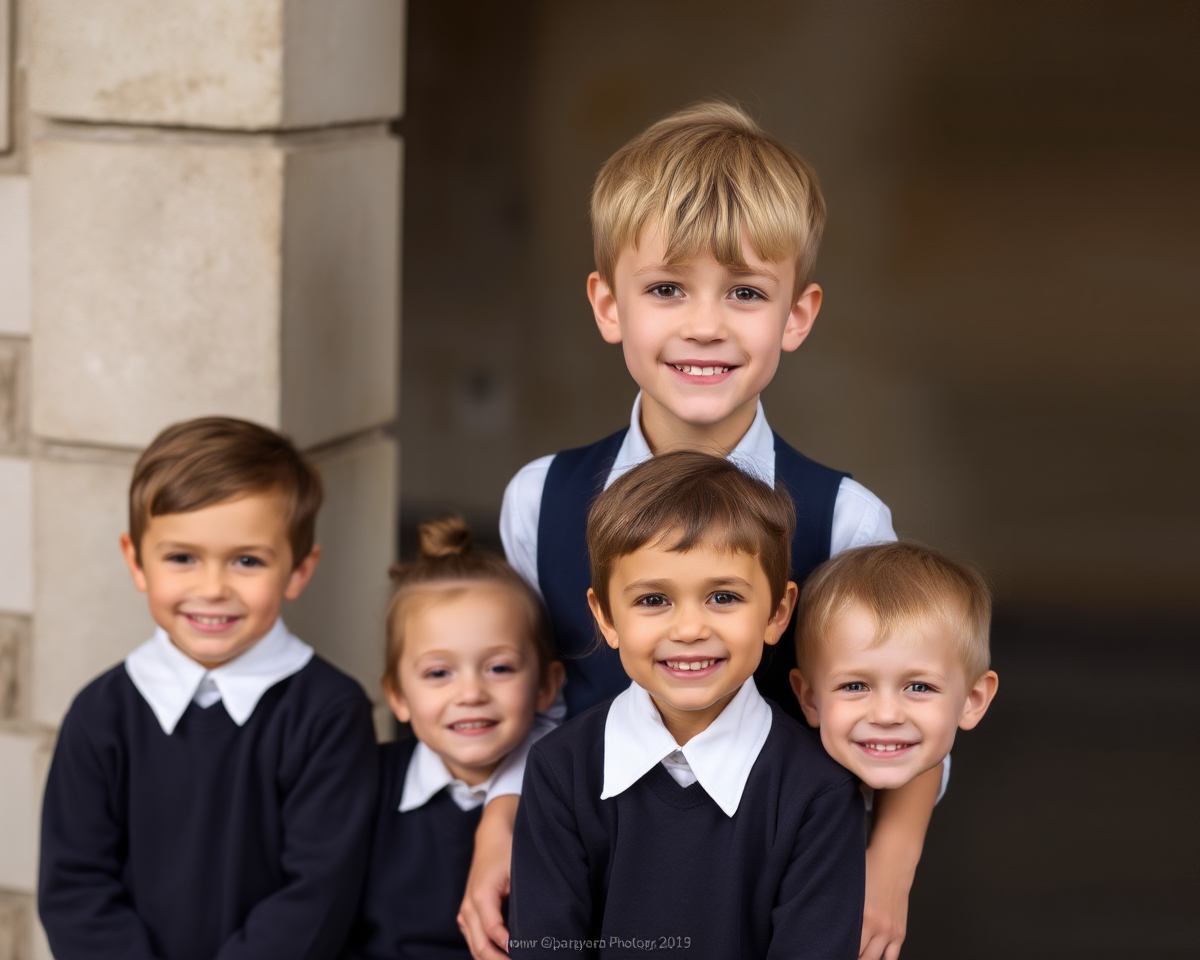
[
  {"xmin": 588, "ymin": 539, "xmax": 795, "ymax": 745},
  {"xmin": 588, "ymin": 225, "xmax": 820, "ymax": 454}
]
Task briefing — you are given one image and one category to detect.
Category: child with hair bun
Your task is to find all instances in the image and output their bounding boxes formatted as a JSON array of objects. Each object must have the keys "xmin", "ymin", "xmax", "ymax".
[{"xmin": 341, "ymin": 517, "xmax": 563, "ymax": 960}]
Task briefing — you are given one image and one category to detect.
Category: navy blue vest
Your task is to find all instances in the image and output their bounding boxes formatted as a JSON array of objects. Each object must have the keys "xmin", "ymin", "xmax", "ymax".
[{"xmin": 537, "ymin": 429, "xmax": 849, "ymax": 720}]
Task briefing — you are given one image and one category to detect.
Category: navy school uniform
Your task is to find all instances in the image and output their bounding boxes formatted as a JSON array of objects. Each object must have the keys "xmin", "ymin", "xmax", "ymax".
[
  {"xmin": 38, "ymin": 622, "xmax": 378, "ymax": 960},
  {"xmin": 509, "ymin": 681, "xmax": 865, "ymax": 960},
  {"xmin": 341, "ymin": 738, "xmax": 482, "ymax": 960}
]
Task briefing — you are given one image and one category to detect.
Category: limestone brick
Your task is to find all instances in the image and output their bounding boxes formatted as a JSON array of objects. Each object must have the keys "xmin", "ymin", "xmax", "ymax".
[
  {"xmin": 0, "ymin": 731, "xmax": 42, "ymax": 893},
  {"xmin": 0, "ymin": 458, "xmax": 32, "ymax": 616},
  {"xmin": 31, "ymin": 131, "xmax": 399, "ymax": 450},
  {"xmin": 31, "ymin": 457, "xmax": 153, "ymax": 727},
  {"xmin": 289, "ymin": 434, "xmax": 396, "ymax": 698},
  {"xmin": 31, "ymin": 0, "xmax": 402, "ymax": 130},
  {"xmin": 280, "ymin": 138, "xmax": 399, "ymax": 448},
  {"xmin": 0, "ymin": 337, "xmax": 29, "ymax": 455},
  {"xmin": 0, "ymin": 178, "xmax": 31, "ymax": 335}
]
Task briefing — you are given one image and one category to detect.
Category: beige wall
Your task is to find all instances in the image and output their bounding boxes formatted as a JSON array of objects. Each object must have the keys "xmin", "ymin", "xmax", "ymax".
[{"xmin": 0, "ymin": 3, "xmax": 406, "ymax": 956}]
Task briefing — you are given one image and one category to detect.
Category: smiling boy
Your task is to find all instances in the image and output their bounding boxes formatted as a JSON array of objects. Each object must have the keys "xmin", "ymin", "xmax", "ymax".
[
  {"xmin": 463, "ymin": 103, "xmax": 930, "ymax": 960},
  {"xmin": 38, "ymin": 417, "xmax": 378, "ymax": 960},
  {"xmin": 790, "ymin": 543, "xmax": 999, "ymax": 794},
  {"xmin": 509, "ymin": 452, "xmax": 864, "ymax": 959}
]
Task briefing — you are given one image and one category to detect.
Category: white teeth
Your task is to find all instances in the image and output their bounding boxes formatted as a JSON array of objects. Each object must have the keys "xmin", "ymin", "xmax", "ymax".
[
  {"xmin": 190, "ymin": 615, "xmax": 233, "ymax": 625},
  {"xmin": 673, "ymin": 364, "xmax": 729, "ymax": 376},
  {"xmin": 864, "ymin": 743, "xmax": 910, "ymax": 752},
  {"xmin": 451, "ymin": 721, "xmax": 494, "ymax": 730},
  {"xmin": 665, "ymin": 659, "xmax": 715, "ymax": 671}
]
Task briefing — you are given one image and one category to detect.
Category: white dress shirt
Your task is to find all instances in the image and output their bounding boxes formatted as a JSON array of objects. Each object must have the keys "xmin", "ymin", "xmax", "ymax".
[
  {"xmin": 601, "ymin": 678, "xmax": 773, "ymax": 818},
  {"xmin": 124, "ymin": 619, "xmax": 313, "ymax": 735},
  {"xmin": 500, "ymin": 393, "xmax": 897, "ymax": 596},
  {"xmin": 400, "ymin": 740, "xmax": 501, "ymax": 813}
]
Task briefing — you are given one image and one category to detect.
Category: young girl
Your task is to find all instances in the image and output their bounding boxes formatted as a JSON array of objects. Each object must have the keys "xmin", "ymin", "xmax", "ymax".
[{"xmin": 341, "ymin": 516, "xmax": 562, "ymax": 960}]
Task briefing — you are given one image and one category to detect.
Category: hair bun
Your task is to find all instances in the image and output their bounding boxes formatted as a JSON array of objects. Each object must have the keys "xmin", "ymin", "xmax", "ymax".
[{"xmin": 417, "ymin": 514, "xmax": 473, "ymax": 559}]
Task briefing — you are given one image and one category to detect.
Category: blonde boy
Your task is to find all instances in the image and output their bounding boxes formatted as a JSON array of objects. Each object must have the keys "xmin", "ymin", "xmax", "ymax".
[
  {"xmin": 461, "ymin": 103, "xmax": 932, "ymax": 960},
  {"xmin": 38, "ymin": 417, "xmax": 378, "ymax": 960},
  {"xmin": 790, "ymin": 543, "xmax": 999, "ymax": 793}
]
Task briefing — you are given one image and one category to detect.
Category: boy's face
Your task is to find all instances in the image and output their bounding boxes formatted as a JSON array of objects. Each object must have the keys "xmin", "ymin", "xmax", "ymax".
[
  {"xmin": 588, "ymin": 226, "xmax": 821, "ymax": 451},
  {"xmin": 588, "ymin": 538, "xmax": 796, "ymax": 745},
  {"xmin": 120, "ymin": 492, "xmax": 319, "ymax": 668},
  {"xmin": 791, "ymin": 604, "xmax": 998, "ymax": 790},
  {"xmin": 386, "ymin": 587, "xmax": 561, "ymax": 785}
]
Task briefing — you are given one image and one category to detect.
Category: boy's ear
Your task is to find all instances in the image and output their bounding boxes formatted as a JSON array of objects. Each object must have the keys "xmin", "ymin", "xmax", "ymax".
[
  {"xmin": 119, "ymin": 533, "xmax": 148, "ymax": 593},
  {"xmin": 586, "ymin": 588, "xmax": 620, "ymax": 650},
  {"xmin": 789, "ymin": 667, "xmax": 821, "ymax": 728},
  {"xmin": 958, "ymin": 670, "xmax": 999, "ymax": 731},
  {"xmin": 587, "ymin": 271, "xmax": 624, "ymax": 345},
  {"xmin": 781, "ymin": 283, "xmax": 822, "ymax": 353},
  {"xmin": 536, "ymin": 661, "xmax": 566, "ymax": 713},
  {"xmin": 762, "ymin": 581, "xmax": 799, "ymax": 647},
  {"xmin": 283, "ymin": 545, "xmax": 321, "ymax": 601},
  {"xmin": 383, "ymin": 681, "xmax": 411, "ymax": 724}
]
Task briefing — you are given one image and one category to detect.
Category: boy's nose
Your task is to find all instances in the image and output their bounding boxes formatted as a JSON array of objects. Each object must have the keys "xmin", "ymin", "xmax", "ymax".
[
  {"xmin": 667, "ymin": 608, "xmax": 710, "ymax": 643},
  {"xmin": 455, "ymin": 674, "xmax": 489, "ymax": 704},
  {"xmin": 868, "ymin": 693, "xmax": 904, "ymax": 725},
  {"xmin": 679, "ymin": 298, "xmax": 727, "ymax": 342},
  {"xmin": 196, "ymin": 564, "xmax": 230, "ymax": 598}
]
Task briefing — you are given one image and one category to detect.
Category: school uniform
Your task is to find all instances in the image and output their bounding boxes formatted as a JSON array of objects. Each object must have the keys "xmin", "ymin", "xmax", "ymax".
[
  {"xmin": 38, "ymin": 620, "xmax": 378, "ymax": 960},
  {"xmin": 341, "ymin": 738, "xmax": 488, "ymax": 960},
  {"xmin": 500, "ymin": 394, "xmax": 897, "ymax": 719},
  {"xmin": 508, "ymin": 679, "xmax": 865, "ymax": 959}
]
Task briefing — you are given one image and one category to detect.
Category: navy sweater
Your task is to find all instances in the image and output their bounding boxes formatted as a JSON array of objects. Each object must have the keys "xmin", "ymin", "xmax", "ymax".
[
  {"xmin": 509, "ymin": 701, "xmax": 865, "ymax": 960},
  {"xmin": 341, "ymin": 738, "xmax": 480, "ymax": 960},
  {"xmin": 38, "ymin": 657, "xmax": 378, "ymax": 960}
]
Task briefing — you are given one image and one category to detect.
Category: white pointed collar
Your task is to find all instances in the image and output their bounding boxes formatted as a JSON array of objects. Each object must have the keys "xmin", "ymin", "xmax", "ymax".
[
  {"xmin": 124, "ymin": 619, "xmax": 313, "ymax": 735},
  {"xmin": 606, "ymin": 393, "xmax": 776, "ymax": 490},
  {"xmin": 400, "ymin": 740, "xmax": 499, "ymax": 813},
  {"xmin": 601, "ymin": 678, "xmax": 773, "ymax": 817}
]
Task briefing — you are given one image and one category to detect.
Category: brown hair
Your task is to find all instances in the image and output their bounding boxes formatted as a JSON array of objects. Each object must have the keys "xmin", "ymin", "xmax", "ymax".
[
  {"xmin": 128, "ymin": 417, "xmax": 323, "ymax": 567},
  {"xmin": 382, "ymin": 515, "xmax": 554, "ymax": 694},
  {"xmin": 796, "ymin": 542, "xmax": 993, "ymax": 681},
  {"xmin": 591, "ymin": 100, "xmax": 826, "ymax": 299},
  {"xmin": 587, "ymin": 451, "xmax": 795, "ymax": 618}
]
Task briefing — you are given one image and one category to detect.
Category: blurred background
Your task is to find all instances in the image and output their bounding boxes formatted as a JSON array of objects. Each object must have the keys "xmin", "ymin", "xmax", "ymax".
[
  {"xmin": 399, "ymin": 1, "xmax": 1198, "ymax": 957},
  {"xmin": 0, "ymin": 1, "xmax": 1195, "ymax": 958}
]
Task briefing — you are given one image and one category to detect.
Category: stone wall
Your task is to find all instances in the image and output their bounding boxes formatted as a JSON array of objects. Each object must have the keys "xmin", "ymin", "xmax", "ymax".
[{"xmin": 0, "ymin": 3, "xmax": 406, "ymax": 956}]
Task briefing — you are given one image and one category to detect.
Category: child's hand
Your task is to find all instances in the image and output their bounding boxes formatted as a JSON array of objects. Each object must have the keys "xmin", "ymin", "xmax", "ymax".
[
  {"xmin": 859, "ymin": 840, "xmax": 911, "ymax": 960},
  {"xmin": 459, "ymin": 794, "xmax": 519, "ymax": 959}
]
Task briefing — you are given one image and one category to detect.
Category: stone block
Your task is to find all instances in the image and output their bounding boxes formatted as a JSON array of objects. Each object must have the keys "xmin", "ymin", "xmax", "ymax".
[
  {"xmin": 0, "ymin": 457, "xmax": 32, "ymax": 615},
  {"xmin": 0, "ymin": 179, "xmax": 31, "ymax": 335},
  {"xmin": 0, "ymin": 731, "xmax": 42, "ymax": 892},
  {"xmin": 31, "ymin": 0, "xmax": 402, "ymax": 130},
  {"xmin": 0, "ymin": 338, "xmax": 29, "ymax": 455},
  {"xmin": 0, "ymin": 615, "xmax": 29, "ymax": 723},
  {"xmin": 281, "ymin": 138, "xmax": 399, "ymax": 448},
  {"xmin": 289, "ymin": 435, "xmax": 396, "ymax": 699},
  {"xmin": 32, "ymin": 457, "xmax": 153, "ymax": 727},
  {"xmin": 32, "ymin": 132, "xmax": 399, "ymax": 449}
]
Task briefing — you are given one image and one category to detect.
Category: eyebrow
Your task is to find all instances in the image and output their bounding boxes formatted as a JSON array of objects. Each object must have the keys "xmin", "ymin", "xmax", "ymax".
[
  {"xmin": 622, "ymin": 576, "xmax": 754, "ymax": 595},
  {"xmin": 156, "ymin": 541, "xmax": 279, "ymax": 557},
  {"xmin": 630, "ymin": 262, "xmax": 780, "ymax": 284}
]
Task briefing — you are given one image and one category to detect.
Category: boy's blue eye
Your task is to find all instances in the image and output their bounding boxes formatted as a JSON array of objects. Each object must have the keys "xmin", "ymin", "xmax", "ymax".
[
  {"xmin": 488, "ymin": 663, "xmax": 516, "ymax": 675},
  {"xmin": 841, "ymin": 682, "xmax": 868, "ymax": 693},
  {"xmin": 234, "ymin": 556, "xmax": 265, "ymax": 568},
  {"xmin": 906, "ymin": 682, "xmax": 934, "ymax": 694}
]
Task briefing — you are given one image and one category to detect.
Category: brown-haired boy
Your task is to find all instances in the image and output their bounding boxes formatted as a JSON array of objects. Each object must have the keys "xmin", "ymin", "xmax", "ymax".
[
  {"xmin": 38, "ymin": 417, "xmax": 378, "ymax": 960},
  {"xmin": 790, "ymin": 543, "xmax": 999, "ymax": 795},
  {"xmin": 462, "ymin": 103, "xmax": 930, "ymax": 960},
  {"xmin": 509, "ymin": 452, "xmax": 865, "ymax": 959}
]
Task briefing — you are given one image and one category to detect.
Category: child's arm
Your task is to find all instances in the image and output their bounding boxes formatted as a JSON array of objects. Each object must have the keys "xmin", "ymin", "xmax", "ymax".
[
  {"xmin": 859, "ymin": 762, "xmax": 942, "ymax": 960},
  {"xmin": 214, "ymin": 695, "xmax": 378, "ymax": 960},
  {"xmin": 770, "ymin": 777, "xmax": 866, "ymax": 960},
  {"xmin": 39, "ymin": 708, "xmax": 164, "ymax": 960}
]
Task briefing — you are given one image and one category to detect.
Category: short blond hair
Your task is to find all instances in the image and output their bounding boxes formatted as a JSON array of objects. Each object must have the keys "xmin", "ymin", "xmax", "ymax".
[
  {"xmin": 796, "ymin": 543, "xmax": 992, "ymax": 681},
  {"xmin": 591, "ymin": 100, "xmax": 826, "ymax": 299}
]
